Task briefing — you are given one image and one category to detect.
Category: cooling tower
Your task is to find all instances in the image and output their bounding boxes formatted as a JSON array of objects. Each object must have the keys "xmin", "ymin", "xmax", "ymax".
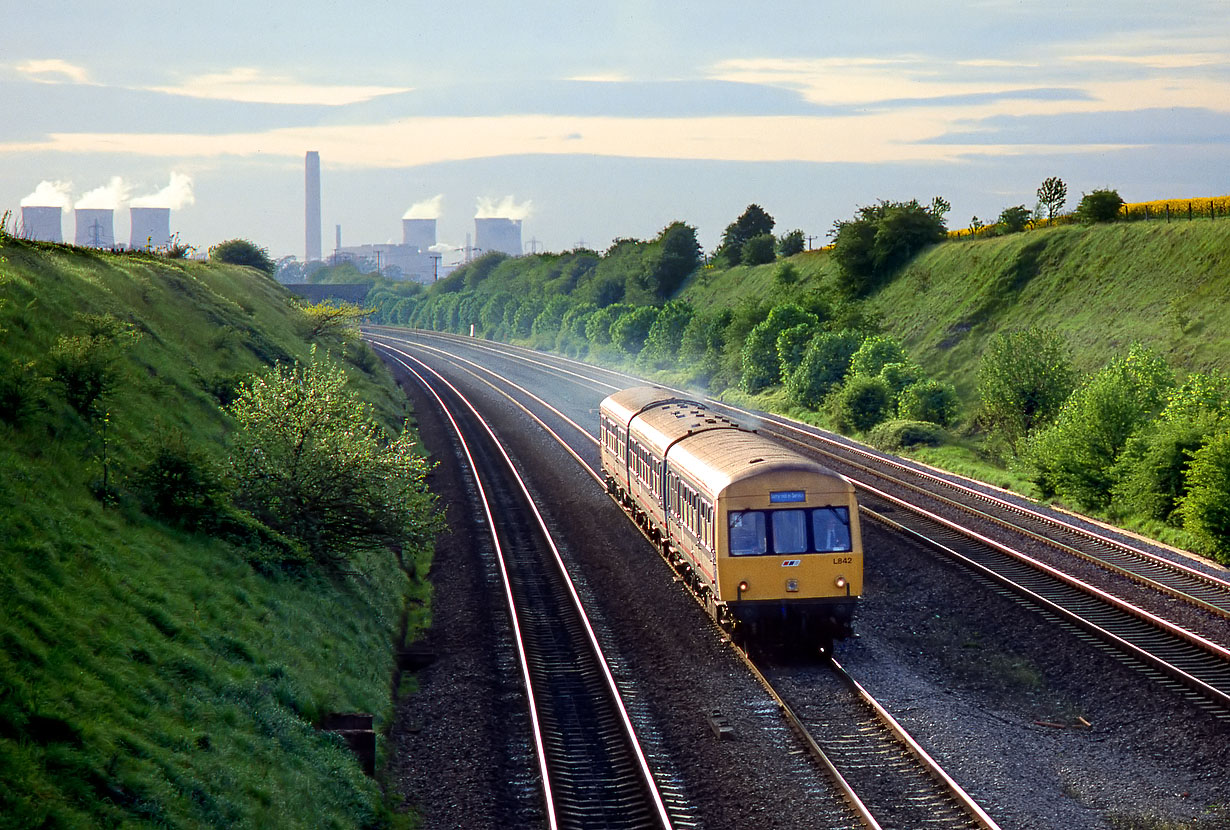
[
  {"xmin": 402, "ymin": 218, "xmax": 437, "ymax": 252},
  {"xmin": 305, "ymin": 151, "xmax": 321, "ymax": 261},
  {"xmin": 130, "ymin": 207, "xmax": 171, "ymax": 250},
  {"xmin": 21, "ymin": 206, "xmax": 63, "ymax": 243},
  {"xmin": 474, "ymin": 217, "xmax": 522, "ymax": 257},
  {"xmin": 75, "ymin": 209, "xmax": 115, "ymax": 248}
]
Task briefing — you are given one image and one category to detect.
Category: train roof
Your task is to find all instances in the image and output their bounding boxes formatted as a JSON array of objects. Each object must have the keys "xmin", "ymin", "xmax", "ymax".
[
  {"xmin": 613, "ymin": 391, "xmax": 851, "ymax": 497},
  {"xmin": 600, "ymin": 386, "xmax": 699, "ymax": 425}
]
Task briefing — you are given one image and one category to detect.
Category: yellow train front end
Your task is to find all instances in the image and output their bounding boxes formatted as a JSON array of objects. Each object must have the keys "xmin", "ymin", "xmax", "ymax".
[{"xmin": 713, "ymin": 465, "xmax": 863, "ymax": 653}]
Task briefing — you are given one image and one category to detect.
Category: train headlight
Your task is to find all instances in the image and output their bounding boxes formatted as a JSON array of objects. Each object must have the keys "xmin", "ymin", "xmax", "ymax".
[
  {"xmin": 785, "ymin": 579, "xmax": 799, "ymax": 592},
  {"xmin": 737, "ymin": 580, "xmax": 749, "ymax": 599},
  {"xmin": 834, "ymin": 576, "xmax": 848, "ymax": 590}
]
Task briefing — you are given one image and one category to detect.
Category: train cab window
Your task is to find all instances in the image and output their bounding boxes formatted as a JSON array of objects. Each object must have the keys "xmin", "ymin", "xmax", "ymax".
[
  {"xmin": 771, "ymin": 509, "xmax": 808, "ymax": 554},
  {"xmin": 812, "ymin": 507, "xmax": 852, "ymax": 552},
  {"xmin": 728, "ymin": 511, "xmax": 767, "ymax": 556}
]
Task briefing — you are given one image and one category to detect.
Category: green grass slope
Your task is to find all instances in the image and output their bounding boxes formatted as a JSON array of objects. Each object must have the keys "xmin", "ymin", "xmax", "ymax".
[
  {"xmin": 0, "ymin": 238, "xmax": 423, "ymax": 828},
  {"xmin": 871, "ymin": 221, "xmax": 1230, "ymax": 402}
]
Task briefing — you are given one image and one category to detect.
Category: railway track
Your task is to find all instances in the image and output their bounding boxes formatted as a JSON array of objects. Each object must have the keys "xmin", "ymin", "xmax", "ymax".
[
  {"xmin": 366, "ymin": 329, "xmax": 1230, "ymax": 716},
  {"xmin": 383, "ymin": 347, "xmax": 678, "ymax": 829},
  {"xmin": 372, "ymin": 333, "xmax": 1007, "ymax": 829}
]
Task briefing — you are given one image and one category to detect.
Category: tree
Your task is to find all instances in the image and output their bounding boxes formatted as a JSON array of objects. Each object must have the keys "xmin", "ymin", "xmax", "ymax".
[
  {"xmin": 299, "ymin": 300, "xmax": 368, "ymax": 343},
  {"xmin": 1178, "ymin": 431, "xmax": 1230, "ymax": 564},
  {"xmin": 784, "ymin": 330, "xmax": 863, "ymax": 409},
  {"xmin": 1025, "ymin": 344, "xmax": 1174, "ymax": 507},
  {"xmin": 898, "ymin": 379, "xmax": 960, "ymax": 427},
  {"xmin": 849, "ymin": 335, "xmax": 908, "ymax": 377},
  {"xmin": 997, "ymin": 205, "xmax": 1032, "ymax": 234},
  {"xmin": 830, "ymin": 199, "xmax": 948, "ymax": 297},
  {"xmin": 778, "ymin": 229, "xmax": 806, "ymax": 257},
  {"xmin": 640, "ymin": 300, "xmax": 694, "ymax": 368},
  {"xmin": 977, "ymin": 326, "xmax": 1075, "ymax": 451},
  {"xmin": 209, "ymin": 239, "xmax": 276, "ymax": 274},
  {"xmin": 226, "ymin": 350, "xmax": 439, "ymax": 566},
  {"xmin": 609, "ymin": 306, "xmax": 659, "ymax": 355},
  {"xmin": 1074, "ymin": 189, "xmax": 1124, "ymax": 224},
  {"xmin": 740, "ymin": 305, "xmax": 818, "ymax": 393},
  {"xmin": 716, "ymin": 204, "xmax": 775, "ymax": 267},
  {"xmin": 1036, "ymin": 177, "xmax": 1068, "ymax": 222},
  {"xmin": 644, "ymin": 222, "xmax": 702, "ymax": 300},
  {"xmin": 741, "ymin": 233, "xmax": 777, "ymax": 265},
  {"xmin": 832, "ymin": 375, "xmax": 893, "ymax": 433}
]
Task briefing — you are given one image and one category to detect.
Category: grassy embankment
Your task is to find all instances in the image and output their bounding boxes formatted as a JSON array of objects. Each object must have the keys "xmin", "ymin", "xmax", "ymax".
[
  {"xmin": 677, "ymin": 220, "xmax": 1230, "ymax": 490},
  {"xmin": 0, "ymin": 237, "xmax": 429, "ymax": 828}
]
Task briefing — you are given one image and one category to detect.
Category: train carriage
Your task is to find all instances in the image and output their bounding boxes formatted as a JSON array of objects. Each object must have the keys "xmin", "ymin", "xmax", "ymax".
[{"xmin": 600, "ymin": 386, "xmax": 862, "ymax": 652}]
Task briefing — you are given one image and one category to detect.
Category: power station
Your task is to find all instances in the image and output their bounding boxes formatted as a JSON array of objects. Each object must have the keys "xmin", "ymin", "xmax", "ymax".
[
  {"xmin": 74, "ymin": 209, "xmax": 115, "ymax": 248},
  {"xmin": 130, "ymin": 207, "xmax": 172, "ymax": 250},
  {"xmin": 20, "ymin": 206, "xmax": 63, "ymax": 243},
  {"xmin": 305, "ymin": 151, "xmax": 322, "ymax": 262}
]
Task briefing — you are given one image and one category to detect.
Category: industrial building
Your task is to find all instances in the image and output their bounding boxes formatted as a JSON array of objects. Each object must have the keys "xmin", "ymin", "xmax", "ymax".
[
  {"xmin": 130, "ymin": 207, "xmax": 172, "ymax": 250},
  {"xmin": 74, "ymin": 209, "xmax": 115, "ymax": 248},
  {"xmin": 475, "ymin": 217, "xmax": 522, "ymax": 257},
  {"xmin": 333, "ymin": 217, "xmax": 443, "ymax": 283},
  {"xmin": 20, "ymin": 206, "xmax": 62, "ymax": 242}
]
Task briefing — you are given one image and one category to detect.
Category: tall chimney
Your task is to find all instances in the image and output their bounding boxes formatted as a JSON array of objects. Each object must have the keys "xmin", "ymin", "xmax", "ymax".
[{"xmin": 305, "ymin": 151, "xmax": 321, "ymax": 261}]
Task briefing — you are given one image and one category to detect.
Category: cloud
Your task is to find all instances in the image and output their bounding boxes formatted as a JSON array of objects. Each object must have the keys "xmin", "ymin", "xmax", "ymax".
[
  {"xmin": 16, "ymin": 59, "xmax": 90, "ymax": 84},
  {"xmin": 20, "ymin": 180, "xmax": 73, "ymax": 208},
  {"xmin": 403, "ymin": 194, "xmax": 444, "ymax": 219},
  {"xmin": 476, "ymin": 195, "xmax": 532, "ymax": 220},
  {"xmin": 148, "ymin": 67, "xmax": 411, "ymax": 106},
  {"xmin": 74, "ymin": 177, "xmax": 130, "ymax": 209},
  {"xmin": 0, "ymin": 114, "xmax": 1136, "ymax": 170},
  {"xmin": 567, "ymin": 72, "xmax": 633, "ymax": 83},
  {"xmin": 131, "ymin": 171, "xmax": 195, "ymax": 209}
]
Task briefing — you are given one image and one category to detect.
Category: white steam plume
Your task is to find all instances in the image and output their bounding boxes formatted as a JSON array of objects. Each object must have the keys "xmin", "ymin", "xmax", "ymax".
[
  {"xmin": 131, "ymin": 172, "xmax": 195, "ymax": 209},
  {"xmin": 403, "ymin": 194, "xmax": 443, "ymax": 220},
  {"xmin": 21, "ymin": 180, "xmax": 73, "ymax": 208},
  {"xmin": 74, "ymin": 177, "xmax": 130, "ymax": 209},
  {"xmin": 475, "ymin": 195, "xmax": 532, "ymax": 220}
]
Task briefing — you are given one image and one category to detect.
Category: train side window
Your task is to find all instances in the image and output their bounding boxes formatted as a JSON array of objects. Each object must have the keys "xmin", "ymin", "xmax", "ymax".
[
  {"xmin": 771, "ymin": 509, "xmax": 808, "ymax": 554},
  {"xmin": 812, "ymin": 507, "xmax": 852, "ymax": 552},
  {"xmin": 728, "ymin": 511, "xmax": 766, "ymax": 556}
]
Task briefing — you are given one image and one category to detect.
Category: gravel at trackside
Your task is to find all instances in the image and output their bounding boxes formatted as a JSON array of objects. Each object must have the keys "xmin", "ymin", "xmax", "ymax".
[{"xmin": 385, "ymin": 356, "xmax": 1230, "ymax": 830}]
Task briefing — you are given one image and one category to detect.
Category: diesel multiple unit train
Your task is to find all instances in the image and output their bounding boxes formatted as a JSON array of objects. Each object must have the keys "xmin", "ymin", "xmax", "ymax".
[{"xmin": 600, "ymin": 387, "xmax": 862, "ymax": 653}]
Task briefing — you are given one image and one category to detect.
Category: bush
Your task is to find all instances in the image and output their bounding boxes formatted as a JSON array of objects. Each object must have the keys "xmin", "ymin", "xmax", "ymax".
[
  {"xmin": 227, "ymin": 350, "xmax": 440, "ymax": 566},
  {"xmin": 778, "ymin": 229, "xmax": 806, "ymax": 257},
  {"xmin": 831, "ymin": 375, "xmax": 893, "ymax": 433},
  {"xmin": 831, "ymin": 199, "xmax": 948, "ymax": 297},
  {"xmin": 49, "ymin": 334, "xmax": 123, "ymax": 417},
  {"xmin": 209, "ymin": 239, "xmax": 276, "ymax": 274},
  {"xmin": 0, "ymin": 359, "xmax": 43, "ymax": 426},
  {"xmin": 134, "ymin": 437, "xmax": 230, "ymax": 529},
  {"xmin": 742, "ymin": 233, "xmax": 777, "ymax": 265},
  {"xmin": 640, "ymin": 300, "xmax": 694, "ymax": 368},
  {"xmin": 977, "ymin": 326, "xmax": 1075, "ymax": 451},
  {"xmin": 1110, "ymin": 420, "xmax": 1210, "ymax": 522},
  {"xmin": 849, "ymin": 335, "xmax": 908, "ymax": 377},
  {"xmin": 741, "ymin": 305, "xmax": 818, "ymax": 393},
  {"xmin": 878, "ymin": 362, "xmax": 924, "ymax": 400},
  {"xmin": 997, "ymin": 205, "xmax": 1032, "ymax": 233},
  {"xmin": 867, "ymin": 419, "xmax": 947, "ymax": 451},
  {"xmin": 776, "ymin": 323, "xmax": 819, "ymax": 381},
  {"xmin": 898, "ymin": 379, "xmax": 960, "ymax": 427},
  {"xmin": 1178, "ymin": 430, "xmax": 1230, "ymax": 564},
  {"xmin": 1074, "ymin": 189, "xmax": 1124, "ymax": 224},
  {"xmin": 609, "ymin": 306, "xmax": 659, "ymax": 355},
  {"xmin": 773, "ymin": 262, "xmax": 800, "ymax": 287},
  {"xmin": 1025, "ymin": 344, "xmax": 1174, "ymax": 508},
  {"xmin": 784, "ymin": 330, "xmax": 862, "ymax": 409}
]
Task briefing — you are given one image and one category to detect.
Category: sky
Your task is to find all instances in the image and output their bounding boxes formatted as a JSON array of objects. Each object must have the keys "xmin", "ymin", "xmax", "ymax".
[{"xmin": 3, "ymin": 1, "xmax": 1228, "ymax": 264}]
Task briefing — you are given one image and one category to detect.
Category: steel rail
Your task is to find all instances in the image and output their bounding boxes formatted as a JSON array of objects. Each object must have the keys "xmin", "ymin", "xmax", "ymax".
[
  {"xmin": 376, "ymin": 336, "xmax": 1003, "ymax": 828},
  {"xmin": 378, "ymin": 344, "xmax": 674, "ymax": 829}
]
